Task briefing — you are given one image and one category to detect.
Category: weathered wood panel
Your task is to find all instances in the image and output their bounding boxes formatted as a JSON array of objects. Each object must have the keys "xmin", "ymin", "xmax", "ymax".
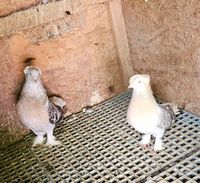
[{"xmin": 123, "ymin": 0, "xmax": 200, "ymax": 114}]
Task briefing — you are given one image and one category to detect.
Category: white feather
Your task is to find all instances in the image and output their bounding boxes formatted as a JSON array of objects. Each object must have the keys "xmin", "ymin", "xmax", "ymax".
[{"xmin": 127, "ymin": 74, "xmax": 177, "ymax": 151}]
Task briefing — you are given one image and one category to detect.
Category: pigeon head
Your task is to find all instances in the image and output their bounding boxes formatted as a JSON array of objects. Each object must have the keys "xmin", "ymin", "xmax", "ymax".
[
  {"xmin": 24, "ymin": 66, "xmax": 41, "ymax": 82},
  {"xmin": 128, "ymin": 74, "xmax": 150, "ymax": 91}
]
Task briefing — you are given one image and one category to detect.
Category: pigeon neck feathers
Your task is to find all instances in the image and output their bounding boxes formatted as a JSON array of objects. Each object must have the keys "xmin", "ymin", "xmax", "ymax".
[
  {"xmin": 21, "ymin": 78, "xmax": 47, "ymax": 102},
  {"xmin": 132, "ymin": 85, "xmax": 155, "ymax": 99}
]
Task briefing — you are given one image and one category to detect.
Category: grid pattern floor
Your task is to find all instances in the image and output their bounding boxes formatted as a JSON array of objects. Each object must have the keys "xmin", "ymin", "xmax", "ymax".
[{"xmin": 0, "ymin": 91, "xmax": 200, "ymax": 183}]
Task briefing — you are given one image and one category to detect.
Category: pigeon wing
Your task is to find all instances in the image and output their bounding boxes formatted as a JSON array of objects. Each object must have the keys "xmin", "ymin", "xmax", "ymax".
[
  {"xmin": 48, "ymin": 101, "xmax": 63, "ymax": 124},
  {"xmin": 157, "ymin": 104, "xmax": 176, "ymax": 130}
]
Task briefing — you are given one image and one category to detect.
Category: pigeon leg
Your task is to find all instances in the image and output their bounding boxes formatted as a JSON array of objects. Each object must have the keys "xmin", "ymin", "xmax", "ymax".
[
  {"xmin": 154, "ymin": 136, "xmax": 164, "ymax": 151},
  {"xmin": 46, "ymin": 129, "xmax": 61, "ymax": 146},
  {"xmin": 32, "ymin": 134, "xmax": 45, "ymax": 147},
  {"xmin": 140, "ymin": 134, "xmax": 151, "ymax": 148}
]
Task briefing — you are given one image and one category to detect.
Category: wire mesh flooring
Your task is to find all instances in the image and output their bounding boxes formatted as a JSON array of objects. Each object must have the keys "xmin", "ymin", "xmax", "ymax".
[{"xmin": 0, "ymin": 91, "xmax": 200, "ymax": 183}]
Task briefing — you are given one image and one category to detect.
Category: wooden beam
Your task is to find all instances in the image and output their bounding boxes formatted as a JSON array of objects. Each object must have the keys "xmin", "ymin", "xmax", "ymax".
[{"xmin": 108, "ymin": 0, "xmax": 133, "ymax": 87}]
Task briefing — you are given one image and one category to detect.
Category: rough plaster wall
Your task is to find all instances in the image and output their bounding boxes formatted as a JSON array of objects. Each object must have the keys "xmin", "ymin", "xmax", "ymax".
[
  {"xmin": 0, "ymin": 0, "xmax": 40, "ymax": 17},
  {"xmin": 0, "ymin": 4, "xmax": 124, "ymax": 148},
  {"xmin": 0, "ymin": 38, "xmax": 28, "ymax": 147},
  {"xmin": 122, "ymin": 0, "xmax": 200, "ymax": 115}
]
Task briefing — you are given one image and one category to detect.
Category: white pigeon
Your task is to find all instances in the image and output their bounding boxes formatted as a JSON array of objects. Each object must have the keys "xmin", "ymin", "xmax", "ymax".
[
  {"xmin": 127, "ymin": 74, "xmax": 179, "ymax": 151},
  {"xmin": 17, "ymin": 66, "xmax": 66, "ymax": 146}
]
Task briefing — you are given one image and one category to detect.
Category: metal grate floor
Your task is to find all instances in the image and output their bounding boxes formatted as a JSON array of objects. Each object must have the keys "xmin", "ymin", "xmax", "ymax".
[{"xmin": 0, "ymin": 91, "xmax": 200, "ymax": 183}]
